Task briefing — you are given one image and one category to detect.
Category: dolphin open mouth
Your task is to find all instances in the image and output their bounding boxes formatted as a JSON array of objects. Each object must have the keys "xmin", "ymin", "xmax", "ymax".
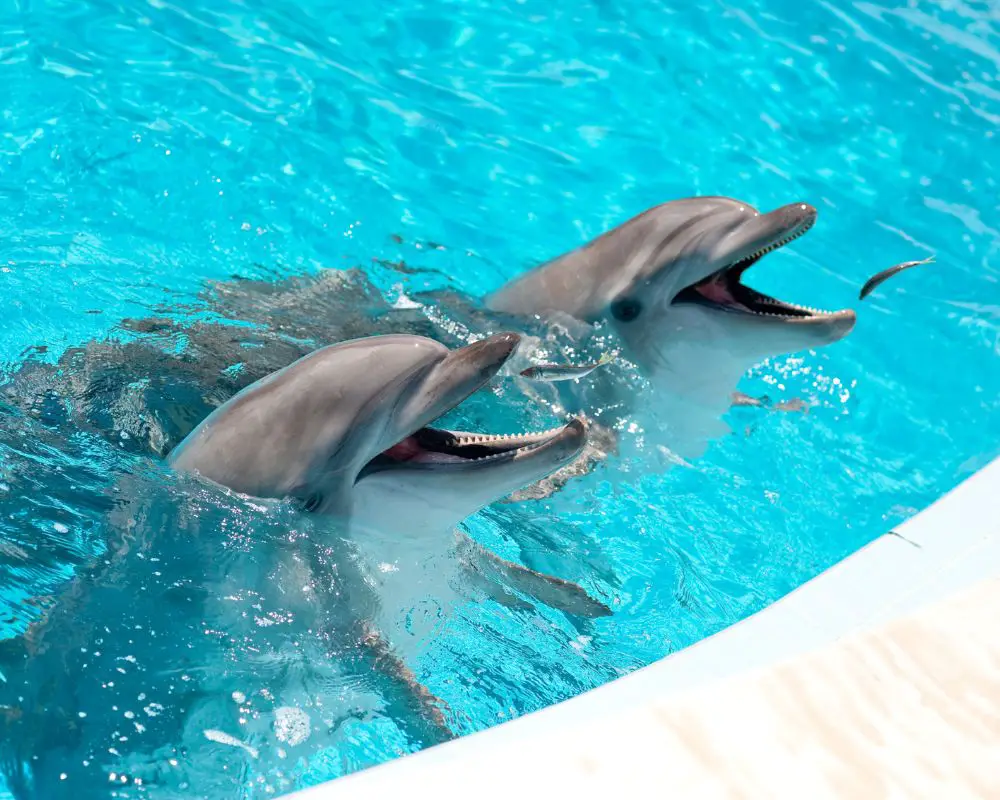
[
  {"xmin": 361, "ymin": 420, "xmax": 585, "ymax": 477},
  {"xmin": 672, "ymin": 210, "xmax": 849, "ymax": 321},
  {"xmin": 348, "ymin": 332, "xmax": 586, "ymax": 482}
]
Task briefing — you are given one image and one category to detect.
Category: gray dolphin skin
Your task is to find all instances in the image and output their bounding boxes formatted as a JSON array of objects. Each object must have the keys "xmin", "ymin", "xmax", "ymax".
[{"xmin": 167, "ymin": 332, "xmax": 591, "ymax": 533}]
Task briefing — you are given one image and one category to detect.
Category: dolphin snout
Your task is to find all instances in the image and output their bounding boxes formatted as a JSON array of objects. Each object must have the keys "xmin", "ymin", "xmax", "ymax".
[
  {"xmin": 768, "ymin": 202, "xmax": 817, "ymax": 232},
  {"xmin": 548, "ymin": 417, "xmax": 588, "ymax": 463},
  {"xmin": 828, "ymin": 309, "xmax": 857, "ymax": 341},
  {"xmin": 458, "ymin": 332, "xmax": 522, "ymax": 377}
]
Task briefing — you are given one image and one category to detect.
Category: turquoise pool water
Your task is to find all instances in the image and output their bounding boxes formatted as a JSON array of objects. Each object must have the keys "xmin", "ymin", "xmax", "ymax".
[{"xmin": 1, "ymin": 0, "xmax": 999, "ymax": 796}]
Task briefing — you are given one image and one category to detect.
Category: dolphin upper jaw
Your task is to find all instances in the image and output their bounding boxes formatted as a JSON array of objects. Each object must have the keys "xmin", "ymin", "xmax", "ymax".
[{"xmin": 666, "ymin": 201, "xmax": 856, "ymax": 338}]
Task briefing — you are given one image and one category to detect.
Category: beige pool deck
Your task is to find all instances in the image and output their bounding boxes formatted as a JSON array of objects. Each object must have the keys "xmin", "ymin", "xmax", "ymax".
[{"xmin": 293, "ymin": 456, "xmax": 1000, "ymax": 799}]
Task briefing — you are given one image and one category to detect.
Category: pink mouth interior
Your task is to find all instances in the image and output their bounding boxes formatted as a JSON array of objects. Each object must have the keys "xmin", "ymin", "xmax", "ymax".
[
  {"xmin": 381, "ymin": 436, "xmax": 423, "ymax": 462},
  {"xmin": 380, "ymin": 434, "xmax": 467, "ymax": 465},
  {"xmin": 694, "ymin": 275, "xmax": 748, "ymax": 311}
]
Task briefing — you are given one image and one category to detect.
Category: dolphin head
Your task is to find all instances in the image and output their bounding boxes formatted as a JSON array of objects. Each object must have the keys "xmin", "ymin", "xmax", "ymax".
[
  {"xmin": 168, "ymin": 332, "xmax": 586, "ymax": 522},
  {"xmin": 601, "ymin": 198, "xmax": 856, "ymax": 367},
  {"xmin": 487, "ymin": 196, "xmax": 856, "ymax": 381}
]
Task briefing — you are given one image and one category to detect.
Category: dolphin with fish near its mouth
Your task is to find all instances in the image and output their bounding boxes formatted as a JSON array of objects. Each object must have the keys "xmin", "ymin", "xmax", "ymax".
[
  {"xmin": 480, "ymin": 196, "xmax": 857, "ymax": 464},
  {"xmin": 488, "ymin": 198, "xmax": 855, "ymax": 354}
]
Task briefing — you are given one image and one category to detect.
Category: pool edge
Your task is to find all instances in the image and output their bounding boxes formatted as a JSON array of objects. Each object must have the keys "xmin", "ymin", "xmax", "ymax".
[{"xmin": 290, "ymin": 456, "xmax": 1000, "ymax": 797}]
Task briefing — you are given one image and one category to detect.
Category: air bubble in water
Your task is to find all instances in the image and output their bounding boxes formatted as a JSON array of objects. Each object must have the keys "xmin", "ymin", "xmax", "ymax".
[{"xmin": 272, "ymin": 707, "xmax": 310, "ymax": 747}]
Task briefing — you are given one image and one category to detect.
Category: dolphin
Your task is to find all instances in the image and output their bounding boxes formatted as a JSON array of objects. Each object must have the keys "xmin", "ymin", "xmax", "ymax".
[
  {"xmin": 0, "ymin": 332, "xmax": 608, "ymax": 799},
  {"xmin": 487, "ymin": 197, "xmax": 855, "ymax": 361},
  {"xmin": 483, "ymin": 196, "xmax": 857, "ymax": 461},
  {"xmin": 167, "ymin": 329, "xmax": 609, "ymax": 621}
]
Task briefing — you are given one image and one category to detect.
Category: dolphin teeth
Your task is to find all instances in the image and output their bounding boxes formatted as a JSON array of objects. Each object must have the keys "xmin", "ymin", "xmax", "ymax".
[{"xmin": 445, "ymin": 426, "xmax": 570, "ymax": 454}]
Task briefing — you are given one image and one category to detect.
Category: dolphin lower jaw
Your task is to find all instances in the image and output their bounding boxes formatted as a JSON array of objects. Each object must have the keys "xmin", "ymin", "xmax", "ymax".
[{"xmin": 671, "ymin": 210, "xmax": 852, "ymax": 324}]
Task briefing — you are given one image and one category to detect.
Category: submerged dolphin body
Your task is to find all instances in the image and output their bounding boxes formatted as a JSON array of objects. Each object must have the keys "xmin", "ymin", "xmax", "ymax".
[{"xmin": 0, "ymin": 333, "xmax": 607, "ymax": 799}]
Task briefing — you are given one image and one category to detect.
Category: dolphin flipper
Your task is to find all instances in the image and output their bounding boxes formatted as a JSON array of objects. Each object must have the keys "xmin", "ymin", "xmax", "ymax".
[
  {"xmin": 456, "ymin": 533, "xmax": 612, "ymax": 619},
  {"xmin": 355, "ymin": 620, "xmax": 455, "ymax": 747},
  {"xmin": 460, "ymin": 564, "xmax": 535, "ymax": 612},
  {"xmin": 305, "ymin": 536, "xmax": 456, "ymax": 749}
]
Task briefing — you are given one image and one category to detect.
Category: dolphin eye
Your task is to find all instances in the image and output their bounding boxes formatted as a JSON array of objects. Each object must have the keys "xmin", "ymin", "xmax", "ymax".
[{"xmin": 611, "ymin": 298, "xmax": 642, "ymax": 322}]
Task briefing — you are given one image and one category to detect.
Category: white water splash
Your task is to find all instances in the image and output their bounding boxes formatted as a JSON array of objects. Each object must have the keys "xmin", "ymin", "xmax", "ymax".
[{"xmin": 273, "ymin": 706, "xmax": 311, "ymax": 747}]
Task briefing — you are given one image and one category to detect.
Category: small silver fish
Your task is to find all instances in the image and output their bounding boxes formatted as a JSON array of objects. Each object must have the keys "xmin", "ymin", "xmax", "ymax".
[
  {"xmin": 859, "ymin": 256, "xmax": 934, "ymax": 300},
  {"xmin": 203, "ymin": 729, "xmax": 259, "ymax": 759},
  {"xmin": 520, "ymin": 352, "xmax": 616, "ymax": 382}
]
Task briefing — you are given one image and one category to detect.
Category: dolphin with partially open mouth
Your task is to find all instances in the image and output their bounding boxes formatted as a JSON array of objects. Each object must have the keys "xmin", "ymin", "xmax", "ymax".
[
  {"xmin": 0, "ymin": 332, "xmax": 608, "ymax": 799},
  {"xmin": 169, "ymin": 332, "xmax": 586, "ymax": 536},
  {"xmin": 168, "ymin": 329, "xmax": 609, "ymax": 621},
  {"xmin": 488, "ymin": 197, "xmax": 855, "ymax": 368}
]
